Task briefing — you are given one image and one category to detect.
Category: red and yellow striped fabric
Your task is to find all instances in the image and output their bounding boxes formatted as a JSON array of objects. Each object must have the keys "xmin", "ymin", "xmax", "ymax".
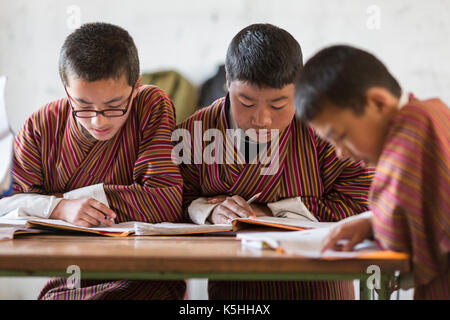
[
  {"xmin": 371, "ymin": 96, "xmax": 450, "ymax": 300},
  {"xmin": 12, "ymin": 85, "xmax": 186, "ymax": 299},
  {"xmin": 178, "ymin": 96, "xmax": 374, "ymax": 299}
]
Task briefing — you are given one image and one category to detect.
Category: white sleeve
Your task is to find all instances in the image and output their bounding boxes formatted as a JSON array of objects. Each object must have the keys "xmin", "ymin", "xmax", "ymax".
[
  {"xmin": 0, "ymin": 193, "xmax": 63, "ymax": 218},
  {"xmin": 63, "ymin": 183, "xmax": 109, "ymax": 207},
  {"xmin": 267, "ymin": 197, "xmax": 319, "ymax": 221},
  {"xmin": 0, "ymin": 183, "xmax": 108, "ymax": 219},
  {"xmin": 188, "ymin": 197, "xmax": 220, "ymax": 225}
]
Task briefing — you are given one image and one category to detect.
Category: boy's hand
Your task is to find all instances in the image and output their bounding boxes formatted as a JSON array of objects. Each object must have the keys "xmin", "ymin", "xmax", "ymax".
[
  {"xmin": 50, "ymin": 198, "xmax": 117, "ymax": 227},
  {"xmin": 251, "ymin": 203, "xmax": 272, "ymax": 217},
  {"xmin": 320, "ymin": 217, "xmax": 373, "ymax": 253},
  {"xmin": 208, "ymin": 195, "xmax": 256, "ymax": 224},
  {"xmin": 207, "ymin": 195, "xmax": 228, "ymax": 204}
]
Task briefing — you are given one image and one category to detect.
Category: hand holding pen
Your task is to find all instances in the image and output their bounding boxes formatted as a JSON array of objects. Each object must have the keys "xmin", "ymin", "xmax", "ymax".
[{"xmin": 207, "ymin": 192, "xmax": 262, "ymax": 224}]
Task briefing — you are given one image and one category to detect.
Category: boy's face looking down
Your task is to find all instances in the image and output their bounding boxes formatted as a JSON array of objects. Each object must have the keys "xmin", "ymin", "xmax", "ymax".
[
  {"xmin": 228, "ymin": 79, "xmax": 296, "ymax": 143},
  {"xmin": 308, "ymin": 87, "xmax": 399, "ymax": 167},
  {"xmin": 294, "ymin": 45, "xmax": 404, "ymax": 167},
  {"xmin": 65, "ymin": 73, "xmax": 140, "ymax": 141}
]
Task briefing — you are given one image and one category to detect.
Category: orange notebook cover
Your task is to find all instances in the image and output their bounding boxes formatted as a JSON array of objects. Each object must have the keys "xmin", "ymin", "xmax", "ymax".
[
  {"xmin": 232, "ymin": 216, "xmax": 335, "ymax": 232},
  {"xmin": 26, "ymin": 219, "xmax": 134, "ymax": 237}
]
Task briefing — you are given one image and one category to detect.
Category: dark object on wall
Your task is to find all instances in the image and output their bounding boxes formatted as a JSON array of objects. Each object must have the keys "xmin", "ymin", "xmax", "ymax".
[
  {"xmin": 141, "ymin": 70, "xmax": 198, "ymax": 124},
  {"xmin": 198, "ymin": 64, "xmax": 227, "ymax": 109}
]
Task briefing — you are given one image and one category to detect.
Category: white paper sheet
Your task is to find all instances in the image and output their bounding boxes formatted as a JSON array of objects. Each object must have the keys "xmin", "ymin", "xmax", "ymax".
[
  {"xmin": 238, "ymin": 227, "xmax": 378, "ymax": 258},
  {"xmin": 134, "ymin": 222, "xmax": 232, "ymax": 235}
]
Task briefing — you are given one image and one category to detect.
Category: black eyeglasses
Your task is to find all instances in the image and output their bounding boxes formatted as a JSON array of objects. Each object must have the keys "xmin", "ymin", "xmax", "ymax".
[{"xmin": 64, "ymin": 86, "xmax": 135, "ymax": 118}]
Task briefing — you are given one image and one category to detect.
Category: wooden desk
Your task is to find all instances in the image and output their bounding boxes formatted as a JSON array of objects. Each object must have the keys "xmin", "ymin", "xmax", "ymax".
[{"xmin": 0, "ymin": 234, "xmax": 410, "ymax": 300}]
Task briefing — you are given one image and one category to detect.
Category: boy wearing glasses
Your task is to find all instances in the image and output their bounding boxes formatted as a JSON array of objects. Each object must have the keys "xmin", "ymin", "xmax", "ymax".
[{"xmin": 0, "ymin": 22, "xmax": 186, "ymax": 299}]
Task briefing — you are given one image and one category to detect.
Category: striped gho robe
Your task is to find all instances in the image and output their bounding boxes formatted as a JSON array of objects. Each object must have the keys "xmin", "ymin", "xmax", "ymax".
[
  {"xmin": 177, "ymin": 96, "xmax": 374, "ymax": 299},
  {"xmin": 371, "ymin": 95, "xmax": 450, "ymax": 299},
  {"xmin": 12, "ymin": 85, "xmax": 186, "ymax": 300}
]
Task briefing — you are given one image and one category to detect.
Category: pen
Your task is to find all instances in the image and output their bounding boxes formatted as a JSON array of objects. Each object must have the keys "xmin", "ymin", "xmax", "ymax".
[{"xmin": 247, "ymin": 192, "xmax": 262, "ymax": 205}]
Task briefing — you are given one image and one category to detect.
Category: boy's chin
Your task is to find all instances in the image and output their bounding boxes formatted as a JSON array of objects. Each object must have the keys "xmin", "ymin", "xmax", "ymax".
[
  {"xmin": 88, "ymin": 130, "xmax": 116, "ymax": 141},
  {"xmin": 245, "ymin": 130, "xmax": 279, "ymax": 144}
]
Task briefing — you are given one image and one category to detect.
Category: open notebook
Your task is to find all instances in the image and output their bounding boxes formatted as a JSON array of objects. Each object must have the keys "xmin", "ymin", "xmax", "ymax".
[
  {"xmin": 0, "ymin": 215, "xmax": 335, "ymax": 239},
  {"xmin": 0, "ymin": 218, "xmax": 46, "ymax": 241},
  {"xmin": 0, "ymin": 217, "xmax": 232, "ymax": 239}
]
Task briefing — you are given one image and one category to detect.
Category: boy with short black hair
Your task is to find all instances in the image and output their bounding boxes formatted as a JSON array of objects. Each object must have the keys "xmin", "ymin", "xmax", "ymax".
[
  {"xmin": 295, "ymin": 44, "xmax": 449, "ymax": 299},
  {"xmin": 177, "ymin": 24, "xmax": 374, "ymax": 299},
  {"xmin": 0, "ymin": 22, "xmax": 186, "ymax": 300}
]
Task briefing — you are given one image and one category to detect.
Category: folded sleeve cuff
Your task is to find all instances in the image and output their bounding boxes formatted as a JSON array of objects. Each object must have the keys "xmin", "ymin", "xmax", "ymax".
[
  {"xmin": 0, "ymin": 183, "xmax": 109, "ymax": 219},
  {"xmin": 267, "ymin": 197, "xmax": 319, "ymax": 222},
  {"xmin": 188, "ymin": 197, "xmax": 220, "ymax": 225},
  {"xmin": 63, "ymin": 183, "xmax": 109, "ymax": 207}
]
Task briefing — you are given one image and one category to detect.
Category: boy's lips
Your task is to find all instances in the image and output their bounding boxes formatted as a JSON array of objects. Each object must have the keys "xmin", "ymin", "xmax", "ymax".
[{"xmin": 92, "ymin": 127, "xmax": 112, "ymax": 135}]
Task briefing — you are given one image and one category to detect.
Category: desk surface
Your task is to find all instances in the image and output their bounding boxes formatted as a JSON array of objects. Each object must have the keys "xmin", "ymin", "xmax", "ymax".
[{"xmin": 0, "ymin": 235, "xmax": 410, "ymax": 277}]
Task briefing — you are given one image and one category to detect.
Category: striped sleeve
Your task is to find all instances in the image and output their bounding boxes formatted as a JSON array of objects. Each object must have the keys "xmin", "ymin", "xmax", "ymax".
[
  {"xmin": 12, "ymin": 108, "xmax": 46, "ymax": 194},
  {"xmin": 176, "ymin": 112, "xmax": 204, "ymax": 218},
  {"xmin": 103, "ymin": 88, "xmax": 184, "ymax": 223},
  {"xmin": 315, "ymin": 133, "xmax": 374, "ymax": 221},
  {"xmin": 371, "ymin": 104, "xmax": 450, "ymax": 290}
]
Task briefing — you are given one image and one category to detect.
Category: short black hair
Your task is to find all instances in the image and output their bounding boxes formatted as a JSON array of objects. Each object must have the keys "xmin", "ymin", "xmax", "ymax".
[
  {"xmin": 225, "ymin": 23, "xmax": 303, "ymax": 89},
  {"xmin": 59, "ymin": 22, "xmax": 140, "ymax": 87},
  {"xmin": 295, "ymin": 45, "xmax": 401, "ymax": 122}
]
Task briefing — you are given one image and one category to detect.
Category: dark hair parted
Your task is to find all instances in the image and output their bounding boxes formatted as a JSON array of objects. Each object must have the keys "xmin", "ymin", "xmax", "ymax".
[
  {"xmin": 59, "ymin": 22, "xmax": 140, "ymax": 87},
  {"xmin": 295, "ymin": 45, "xmax": 401, "ymax": 122},
  {"xmin": 225, "ymin": 23, "xmax": 303, "ymax": 89}
]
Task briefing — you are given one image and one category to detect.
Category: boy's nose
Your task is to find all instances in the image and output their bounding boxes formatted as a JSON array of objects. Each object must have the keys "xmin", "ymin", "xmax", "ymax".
[
  {"xmin": 253, "ymin": 108, "xmax": 272, "ymax": 128},
  {"xmin": 91, "ymin": 114, "xmax": 108, "ymax": 126}
]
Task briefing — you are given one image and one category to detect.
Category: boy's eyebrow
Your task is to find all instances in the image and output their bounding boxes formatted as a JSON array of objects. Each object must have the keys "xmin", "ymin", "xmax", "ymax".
[
  {"xmin": 237, "ymin": 93, "xmax": 256, "ymax": 101},
  {"xmin": 270, "ymin": 96, "xmax": 289, "ymax": 103},
  {"xmin": 103, "ymin": 96, "xmax": 124, "ymax": 104},
  {"xmin": 74, "ymin": 96, "xmax": 124, "ymax": 105},
  {"xmin": 238, "ymin": 93, "xmax": 289, "ymax": 103}
]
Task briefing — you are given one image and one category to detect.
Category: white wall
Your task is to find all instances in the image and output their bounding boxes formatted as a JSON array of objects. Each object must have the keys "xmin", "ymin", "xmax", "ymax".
[
  {"xmin": 1, "ymin": 0, "xmax": 450, "ymax": 132},
  {"xmin": 1, "ymin": 0, "xmax": 448, "ymax": 300}
]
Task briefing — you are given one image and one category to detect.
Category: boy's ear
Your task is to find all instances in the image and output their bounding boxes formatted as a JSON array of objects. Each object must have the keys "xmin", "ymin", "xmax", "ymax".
[
  {"xmin": 225, "ymin": 73, "xmax": 230, "ymax": 90},
  {"xmin": 135, "ymin": 75, "xmax": 142, "ymax": 88},
  {"xmin": 365, "ymin": 87, "xmax": 395, "ymax": 114}
]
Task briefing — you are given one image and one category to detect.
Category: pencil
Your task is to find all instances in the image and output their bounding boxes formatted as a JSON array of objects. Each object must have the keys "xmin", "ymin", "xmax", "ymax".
[{"xmin": 247, "ymin": 192, "xmax": 262, "ymax": 204}]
